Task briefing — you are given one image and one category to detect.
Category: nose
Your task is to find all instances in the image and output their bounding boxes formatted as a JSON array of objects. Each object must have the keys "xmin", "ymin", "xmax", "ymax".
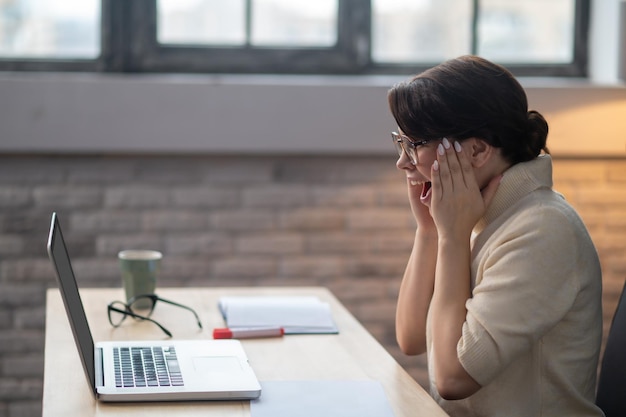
[{"xmin": 395, "ymin": 150, "xmax": 415, "ymax": 170}]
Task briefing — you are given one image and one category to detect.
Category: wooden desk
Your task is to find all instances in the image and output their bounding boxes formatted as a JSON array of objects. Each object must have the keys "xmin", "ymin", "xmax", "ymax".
[{"xmin": 43, "ymin": 287, "xmax": 447, "ymax": 417}]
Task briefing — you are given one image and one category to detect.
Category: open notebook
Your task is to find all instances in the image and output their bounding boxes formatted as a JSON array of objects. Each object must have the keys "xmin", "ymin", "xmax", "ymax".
[{"xmin": 218, "ymin": 296, "xmax": 339, "ymax": 334}]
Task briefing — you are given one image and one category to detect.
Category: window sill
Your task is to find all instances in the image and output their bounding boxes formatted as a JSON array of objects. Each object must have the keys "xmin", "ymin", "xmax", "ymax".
[{"xmin": 1, "ymin": 72, "xmax": 625, "ymax": 157}]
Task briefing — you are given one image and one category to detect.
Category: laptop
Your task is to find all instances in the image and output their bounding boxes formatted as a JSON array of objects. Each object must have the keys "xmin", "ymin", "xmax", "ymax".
[{"xmin": 46, "ymin": 212, "xmax": 262, "ymax": 402}]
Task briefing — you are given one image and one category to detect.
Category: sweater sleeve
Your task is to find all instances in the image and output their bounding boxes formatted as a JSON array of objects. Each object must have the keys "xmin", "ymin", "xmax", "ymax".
[{"xmin": 458, "ymin": 200, "xmax": 582, "ymax": 386}]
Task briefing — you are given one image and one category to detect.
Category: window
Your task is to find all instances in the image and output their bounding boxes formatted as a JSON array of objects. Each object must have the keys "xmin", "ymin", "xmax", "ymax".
[
  {"xmin": 0, "ymin": 0, "xmax": 590, "ymax": 76},
  {"xmin": 372, "ymin": 0, "xmax": 473, "ymax": 64},
  {"xmin": 0, "ymin": 0, "xmax": 100, "ymax": 58},
  {"xmin": 476, "ymin": 0, "xmax": 577, "ymax": 64},
  {"xmin": 372, "ymin": 0, "xmax": 578, "ymax": 65},
  {"xmin": 157, "ymin": 0, "xmax": 338, "ymax": 48}
]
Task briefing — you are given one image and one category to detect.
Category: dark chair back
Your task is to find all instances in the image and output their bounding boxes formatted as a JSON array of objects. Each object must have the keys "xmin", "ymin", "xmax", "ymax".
[{"xmin": 596, "ymin": 279, "xmax": 626, "ymax": 417}]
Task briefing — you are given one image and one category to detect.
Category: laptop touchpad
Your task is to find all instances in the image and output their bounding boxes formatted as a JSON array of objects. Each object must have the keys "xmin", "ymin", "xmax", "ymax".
[{"xmin": 192, "ymin": 356, "xmax": 243, "ymax": 374}]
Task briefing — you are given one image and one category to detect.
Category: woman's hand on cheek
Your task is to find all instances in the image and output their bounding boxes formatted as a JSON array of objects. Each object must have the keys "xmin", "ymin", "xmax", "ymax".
[{"xmin": 430, "ymin": 139, "xmax": 495, "ymax": 240}]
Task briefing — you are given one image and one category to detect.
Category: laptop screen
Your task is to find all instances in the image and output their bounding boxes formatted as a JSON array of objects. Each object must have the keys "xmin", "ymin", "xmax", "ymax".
[{"xmin": 47, "ymin": 212, "xmax": 96, "ymax": 395}]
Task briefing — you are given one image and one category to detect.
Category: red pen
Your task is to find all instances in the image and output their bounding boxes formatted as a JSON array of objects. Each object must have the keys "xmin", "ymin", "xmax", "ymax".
[{"xmin": 213, "ymin": 327, "xmax": 285, "ymax": 339}]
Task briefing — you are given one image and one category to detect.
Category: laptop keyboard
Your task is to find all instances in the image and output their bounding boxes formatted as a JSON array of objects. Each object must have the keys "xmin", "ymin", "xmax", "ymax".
[{"xmin": 113, "ymin": 346, "xmax": 184, "ymax": 388}]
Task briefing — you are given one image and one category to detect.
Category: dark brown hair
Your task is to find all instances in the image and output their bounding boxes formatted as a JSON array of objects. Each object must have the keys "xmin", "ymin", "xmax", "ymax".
[{"xmin": 388, "ymin": 55, "xmax": 549, "ymax": 164}]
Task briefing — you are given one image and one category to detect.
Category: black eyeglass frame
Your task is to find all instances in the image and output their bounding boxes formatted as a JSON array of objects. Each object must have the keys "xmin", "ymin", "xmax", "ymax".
[
  {"xmin": 107, "ymin": 294, "xmax": 203, "ymax": 338},
  {"xmin": 391, "ymin": 131, "xmax": 437, "ymax": 165}
]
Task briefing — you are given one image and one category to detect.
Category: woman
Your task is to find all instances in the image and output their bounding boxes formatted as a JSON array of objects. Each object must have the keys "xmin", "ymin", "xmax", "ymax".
[{"xmin": 389, "ymin": 55, "xmax": 604, "ymax": 416}]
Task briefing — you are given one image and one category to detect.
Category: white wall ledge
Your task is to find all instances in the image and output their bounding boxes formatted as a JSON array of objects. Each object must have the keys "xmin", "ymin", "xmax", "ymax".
[{"xmin": 1, "ymin": 73, "xmax": 625, "ymax": 157}]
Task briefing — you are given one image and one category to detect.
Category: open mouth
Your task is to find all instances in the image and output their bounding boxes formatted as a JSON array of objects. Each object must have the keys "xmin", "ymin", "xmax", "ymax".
[
  {"xmin": 421, "ymin": 182, "xmax": 432, "ymax": 198},
  {"xmin": 420, "ymin": 182, "xmax": 432, "ymax": 203}
]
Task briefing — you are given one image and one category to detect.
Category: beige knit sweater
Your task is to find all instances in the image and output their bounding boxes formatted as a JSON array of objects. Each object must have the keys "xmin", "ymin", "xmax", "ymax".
[{"xmin": 427, "ymin": 155, "xmax": 604, "ymax": 417}]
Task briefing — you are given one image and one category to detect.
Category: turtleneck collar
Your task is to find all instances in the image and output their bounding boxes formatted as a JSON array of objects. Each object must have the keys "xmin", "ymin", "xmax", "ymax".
[{"xmin": 474, "ymin": 154, "xmax": 553, "ymax": 233}]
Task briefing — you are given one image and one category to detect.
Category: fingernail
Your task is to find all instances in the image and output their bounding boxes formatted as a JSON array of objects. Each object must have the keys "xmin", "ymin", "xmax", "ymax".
[
  {"xmin": 442, "ymin": 137, "xmax": 451, "ymax": 149},
  {"xmin": 454, "ymin": 141, "xmax": 462, "ymax": 152},
  {"xmin": 433, "ymin": 160, "xmax": 439, "ymax": 171},
  {"xmin": 438, "ymin": 144, "xmax": 444, "ymax": 155}
]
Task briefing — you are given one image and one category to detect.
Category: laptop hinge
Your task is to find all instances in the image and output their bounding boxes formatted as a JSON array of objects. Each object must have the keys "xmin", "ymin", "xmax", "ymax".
[{"xmin": 94, "ymin": 348, "xmax": 104, "ymax": 388}]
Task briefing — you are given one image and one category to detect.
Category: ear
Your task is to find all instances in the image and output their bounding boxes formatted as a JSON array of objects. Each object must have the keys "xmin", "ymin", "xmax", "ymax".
[{"xmin": 466, "ymin": 138, "xmax": 493, "ymax": 168}]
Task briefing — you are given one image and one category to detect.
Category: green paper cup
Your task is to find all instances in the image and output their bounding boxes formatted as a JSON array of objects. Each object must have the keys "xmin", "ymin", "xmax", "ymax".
[{"xmin": 118, "ymin": 250, "xmax": 162, "ymax": 309}]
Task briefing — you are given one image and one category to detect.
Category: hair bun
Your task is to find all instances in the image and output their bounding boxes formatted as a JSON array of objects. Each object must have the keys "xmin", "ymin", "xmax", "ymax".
[{"xmin": 527, "ymin": 110, "xmax": 549, "ymax": 155}]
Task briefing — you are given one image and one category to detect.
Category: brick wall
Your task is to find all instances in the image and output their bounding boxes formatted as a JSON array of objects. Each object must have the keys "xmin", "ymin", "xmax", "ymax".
[{"xmin": 0, "ymin": 154, "xmax": 624, "ymax": 417}]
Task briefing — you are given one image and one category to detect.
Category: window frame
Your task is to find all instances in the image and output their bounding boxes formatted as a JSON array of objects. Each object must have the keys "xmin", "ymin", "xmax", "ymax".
[
  {"xmin": 0, "ymin": 0, "xmax": 590, "ymax": 77},
  {"xmin": 125, "ymin": 0, "xmax": 371, "ymax": 74}
]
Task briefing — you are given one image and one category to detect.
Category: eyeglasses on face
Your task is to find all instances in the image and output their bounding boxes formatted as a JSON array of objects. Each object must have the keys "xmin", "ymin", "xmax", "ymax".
[
  {"xmin": 107, "ymin": 294, "xmax": 203, "ymax": 338},
  {"xmin": 391, "ymin": 131, "xmax": 436, "ymax": 165}
]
